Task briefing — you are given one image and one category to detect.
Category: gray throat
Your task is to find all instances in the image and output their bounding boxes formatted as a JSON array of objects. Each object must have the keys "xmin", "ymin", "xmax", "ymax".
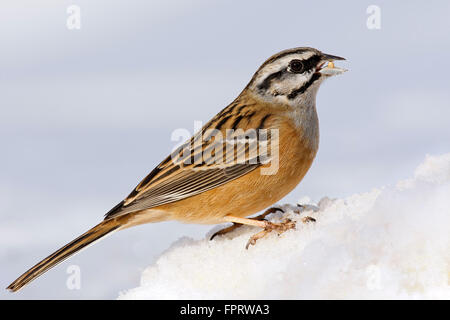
[{"xmin": 291, "ymin": 101, "xmax": 320, "ymax": 152}]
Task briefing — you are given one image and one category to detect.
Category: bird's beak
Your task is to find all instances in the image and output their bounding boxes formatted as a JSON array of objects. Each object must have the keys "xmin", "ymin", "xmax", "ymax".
[{"xmin": 317, "ymin": 53, "xmax": 347, "ymax": 76}]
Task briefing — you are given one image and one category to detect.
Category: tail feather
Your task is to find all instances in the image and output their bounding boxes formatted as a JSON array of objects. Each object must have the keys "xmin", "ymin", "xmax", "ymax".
[{"xmin": 7, "ymin": 219, "xmax": 121, "ymax": 292}]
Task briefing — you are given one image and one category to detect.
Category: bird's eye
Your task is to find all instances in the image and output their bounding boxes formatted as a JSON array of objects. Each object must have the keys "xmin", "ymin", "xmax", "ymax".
[{"xmin": 288, "ymin": 59, "xmax": 305, "ymax": 73}]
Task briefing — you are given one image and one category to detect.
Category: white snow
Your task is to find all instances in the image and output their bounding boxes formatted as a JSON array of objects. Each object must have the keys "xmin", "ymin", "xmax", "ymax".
[{"xmin": 118, "ymin": 153, "xmax": 450, "ymax": 299}]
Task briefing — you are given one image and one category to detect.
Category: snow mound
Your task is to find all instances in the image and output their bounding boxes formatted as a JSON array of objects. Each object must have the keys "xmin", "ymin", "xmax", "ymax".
[{"xmin": 119, "ymin": 154, "xmax": 450, "ymax": 299}]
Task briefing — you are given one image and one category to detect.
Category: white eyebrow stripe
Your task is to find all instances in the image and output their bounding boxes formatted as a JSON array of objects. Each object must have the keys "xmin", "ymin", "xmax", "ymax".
[{"xmin": 254, "ymin": 51, "xmax": 317, "ymax": 87}]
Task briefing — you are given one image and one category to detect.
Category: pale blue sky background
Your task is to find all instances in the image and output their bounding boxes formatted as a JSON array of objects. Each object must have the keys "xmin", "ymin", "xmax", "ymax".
[{"xmin": 1, "ymin": 0, "xmax": 449, "ymax": 299}]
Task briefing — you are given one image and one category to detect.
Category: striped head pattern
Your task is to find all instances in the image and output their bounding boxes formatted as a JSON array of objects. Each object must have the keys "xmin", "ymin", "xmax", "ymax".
[{"xmin": 247, "ymin": 47, "xmax": 346, "ymax": 105}]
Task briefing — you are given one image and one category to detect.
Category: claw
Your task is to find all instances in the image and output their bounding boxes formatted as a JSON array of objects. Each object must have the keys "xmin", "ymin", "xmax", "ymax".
[
  {"xmin": 301, "ymin": 216, "xmax": 316, "ymax": 223},
  {"xmin": 210, "ymin": 223, "xmax": 241, "ymax": 240},
  {"xmin": 245, "ymin": 219, "xmax": 296, "ymax": 249},
  {"xmin": 296, "ymin": 204, "xmax": 319, "ymax": 213}
]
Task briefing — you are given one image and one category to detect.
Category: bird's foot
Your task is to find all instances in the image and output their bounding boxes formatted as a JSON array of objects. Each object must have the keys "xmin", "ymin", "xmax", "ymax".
[
  {"xmin": 216, "ymin": 205, "xmax": 315, "ymax": 248},
  {"xmin": 210, "ymin": 206, "xmax": 284, "ymax": 240},
  {"xmin": 245, "ymin": 219, "xmax": 296, "ymax": 249},
  {"xmin": 210, "ymin": 223, "xmax": 241, "ymax": 240}
]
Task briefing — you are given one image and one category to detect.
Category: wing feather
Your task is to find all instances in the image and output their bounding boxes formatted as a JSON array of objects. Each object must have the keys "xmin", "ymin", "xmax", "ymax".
[{"xmin": 104, "ymin": 103, "xmax": 272, "ymax": 219}]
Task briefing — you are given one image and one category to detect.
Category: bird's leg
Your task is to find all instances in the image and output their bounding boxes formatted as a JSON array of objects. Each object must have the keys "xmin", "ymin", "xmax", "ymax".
[
  {"xmin": 210, "ymin": 207, "xmax": 284, "ymax": 240},
  {"xmin": 222, "ymin": 210, "xmax": 296, "ymax": 249}
]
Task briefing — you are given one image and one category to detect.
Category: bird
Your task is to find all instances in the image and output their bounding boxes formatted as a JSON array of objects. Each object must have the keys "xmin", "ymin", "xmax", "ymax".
[{"xmin": 7, "ymin": 47, "xmax": 346, "ymax": 292}]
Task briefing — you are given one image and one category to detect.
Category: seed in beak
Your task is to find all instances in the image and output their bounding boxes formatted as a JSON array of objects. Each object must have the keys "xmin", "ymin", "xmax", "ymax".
[{"xmin": 328, "ymin": 61, "xmax": 335, "ymax": 69}]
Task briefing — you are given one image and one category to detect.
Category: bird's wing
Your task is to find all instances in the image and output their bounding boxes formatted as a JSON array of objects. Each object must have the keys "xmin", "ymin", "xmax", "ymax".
[{"xmin": 104, "ymin": 109, "xmax": 274, "ymax": 219}]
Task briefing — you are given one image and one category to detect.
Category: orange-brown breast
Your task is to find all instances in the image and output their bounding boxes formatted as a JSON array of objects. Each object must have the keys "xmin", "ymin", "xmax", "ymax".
[{"xmin": 149, "ymin": 113, "xmax": 317, "ymax": 224}]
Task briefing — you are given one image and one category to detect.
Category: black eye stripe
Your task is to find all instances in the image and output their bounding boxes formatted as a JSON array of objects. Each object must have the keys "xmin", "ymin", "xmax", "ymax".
[
  {"xmin": 303, "ymin": 54, "xmax": 321, "ymax": 71},
  {"xmin": 289, "ymin": 54, "xmax": 321, "ymax": 73},
  {"xmin": 257, "ymin": 68, "xmax": 286, "ymax": 91},
  {"xmin": 260, "ymin": 54, "xmax": 321, "ymax": 85},
  {"xmin": 254, "ymin": 53, "xmax": 322, "ymax": 94}
]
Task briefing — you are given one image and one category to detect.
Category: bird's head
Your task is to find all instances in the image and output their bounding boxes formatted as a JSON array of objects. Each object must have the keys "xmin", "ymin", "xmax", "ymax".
[{"xmin": 247, "ymin": 47, "xmax": 346, "ymax": 105}]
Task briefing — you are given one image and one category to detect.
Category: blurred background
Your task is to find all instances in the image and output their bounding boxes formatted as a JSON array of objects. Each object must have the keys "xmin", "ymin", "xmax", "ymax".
[{"xmin": 1, "ymin": 0, "xmax": 449, "ymax": 299}]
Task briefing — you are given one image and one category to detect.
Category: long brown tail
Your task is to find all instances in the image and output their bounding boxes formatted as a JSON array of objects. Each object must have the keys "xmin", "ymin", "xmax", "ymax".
[{"xmin": 7, "ymin": 219, "xmax": 122, "ymax": 292}]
